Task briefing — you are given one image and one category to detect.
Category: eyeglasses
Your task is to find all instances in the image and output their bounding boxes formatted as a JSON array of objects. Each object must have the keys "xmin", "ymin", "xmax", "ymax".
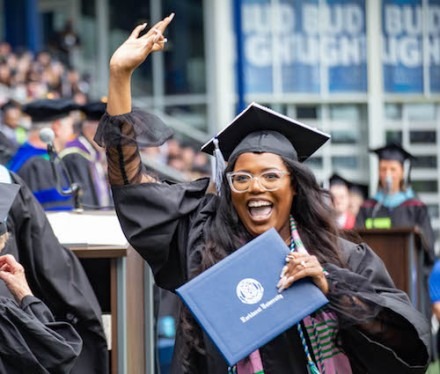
[{"xmin": 226, "ymin": 170, "xmax": 290, "ymax": 193}]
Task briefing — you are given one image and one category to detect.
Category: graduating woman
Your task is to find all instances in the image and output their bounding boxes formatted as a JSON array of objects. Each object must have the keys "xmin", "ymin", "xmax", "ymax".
[{"xmin": 94, "ymin": 14, "xmax": 431, "ymax": 373}]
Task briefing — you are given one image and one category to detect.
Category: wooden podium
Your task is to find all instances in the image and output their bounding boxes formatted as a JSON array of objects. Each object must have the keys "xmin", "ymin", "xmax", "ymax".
[
  {"xmin": 47, "ymin": 211, "xmax": 156, "ymax": 374},
  {"xmin": 354, "ymin": 227, "xmax": 427, "ymax": 315}
]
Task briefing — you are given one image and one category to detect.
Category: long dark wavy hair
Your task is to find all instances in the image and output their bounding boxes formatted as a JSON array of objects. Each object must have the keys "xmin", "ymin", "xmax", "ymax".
[{"xmin": 180, "ymin": 152, "xmax": 345, "ymax": 372}]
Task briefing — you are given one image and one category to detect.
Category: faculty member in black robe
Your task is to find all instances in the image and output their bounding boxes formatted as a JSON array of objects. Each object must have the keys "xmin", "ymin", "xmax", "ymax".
[
  {"xmin": 7, "ymin": 98, "xmax": 80, "ymax": 211},
  {"xmin": 94, "ymin": 15, "xmax": 430, "ymax": 374},
  {"xmin": 0, "ymin": 164, "xmax": 108, "ymax": 374}
]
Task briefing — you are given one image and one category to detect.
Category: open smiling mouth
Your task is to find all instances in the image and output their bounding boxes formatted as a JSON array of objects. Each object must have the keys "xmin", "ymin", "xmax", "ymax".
[{"xmin": 248, "ymin": 200, "xmax": 273, "ymax": 218}]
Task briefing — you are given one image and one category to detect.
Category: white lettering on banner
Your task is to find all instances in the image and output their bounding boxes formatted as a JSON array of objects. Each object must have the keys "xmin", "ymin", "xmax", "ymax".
[
  {"xmin": 243, "ymin": 2, "xmax": 366, "ymax": 68},
  {"xmin": 382, "ymin": 36, "xmax": 422, "ymax": 67},
  {"xmin": 323, "ymin": 36, "xmax": 366, "ymax": 66},
  {"xmin": 384, "ymin": 5, "xmax": 422, "ymax": 35},
  {"xmin": 430, "ymin": 37, "xmax": 440, "ymax": 64},
  {"xmin": 429, "ymin": 6, "xmax": 440, "ymax": 35},
  {"xmin": 242, "ymin": 3, "xmax": 295, "ymax": 34},
  {"xmin": 245, "ymin": 34, "xmax": 365, "ymax": 67},
  {"xmin": 303, "ymin": 4, "xmax": 364, "ymax": 35},
  {"xmin": 320, "ymin": 4, "xmax": 364, "ymax": 34},
  {"xmin": 303, "ymin": 4, "xmax": 319, "ymax": 35},
  {"xmin": 383, "ymin": 4, "xmax": 440, "ymax": 67}
]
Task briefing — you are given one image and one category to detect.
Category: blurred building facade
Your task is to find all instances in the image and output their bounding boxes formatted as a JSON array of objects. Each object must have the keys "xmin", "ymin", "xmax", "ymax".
[{"xmin": 1, "ymin": 0, "xmax": 440, "ymax": 247}]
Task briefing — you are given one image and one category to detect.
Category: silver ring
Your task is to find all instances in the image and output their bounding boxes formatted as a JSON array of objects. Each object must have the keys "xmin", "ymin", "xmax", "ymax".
[{"xmin": 300, "ymin": 260, "xmax": 306, "ymax": 267}]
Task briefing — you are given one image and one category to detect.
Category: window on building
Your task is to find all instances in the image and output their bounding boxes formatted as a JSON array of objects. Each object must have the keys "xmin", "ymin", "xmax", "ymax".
[
  {"xmin": 410, "ymin": 131, "xmax": 436, "ymax": 144},
  {"xmin": 412, "ymin": 180, "xmax": 438, "ymax": 193},
  {"xmin": 385, "ymin": 131, "xmax": 402, "ymax": 144},
  {"xmin": 412, "ymin": 155, "xmax": 437, "ymax": 169}
]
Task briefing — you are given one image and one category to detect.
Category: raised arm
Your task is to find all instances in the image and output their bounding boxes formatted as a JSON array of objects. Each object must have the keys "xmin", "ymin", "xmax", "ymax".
[
  {"xmin": 97, "ymin": 14, "xmax": 175, "ymax": 185},
  {"xmin": 107, "ymin": 14, "xmax": 174, "ymax": 115}
]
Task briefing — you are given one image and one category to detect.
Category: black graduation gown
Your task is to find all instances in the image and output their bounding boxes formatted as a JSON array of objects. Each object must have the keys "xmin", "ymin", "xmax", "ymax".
[
  {"xmin": 355, "ymin": 198, "xmax": 436, "ymax": 266},
  {"xmin": 14, "ymin": 156, "xmax": 74, "ymax": 211},
  {"xmin": 111, "ymin": 179, "xmax": 430, "ymax": 373},
  {"xmin": 61, "ymin": 150, "xmax": 112, "ymax": 209},
  {"xmin": 0, "ymin": 295, "xmax": 82, "ymax": 373},
  {"xmin": 1, "ymin": 172, "xmax": 108, "ymax": 374},
  {"xmin": 356, "ymin": 197, "xmax": 435, "ymax": 320},
  {"xmin": 0, "ymin": 131, "xmax": 18, "ymax": 165}
]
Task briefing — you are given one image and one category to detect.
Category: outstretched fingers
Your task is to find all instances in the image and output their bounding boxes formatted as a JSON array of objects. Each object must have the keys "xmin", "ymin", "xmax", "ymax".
[{"xmin": 129, "ymin": 23, "xmax": 148, "ymax": 39}]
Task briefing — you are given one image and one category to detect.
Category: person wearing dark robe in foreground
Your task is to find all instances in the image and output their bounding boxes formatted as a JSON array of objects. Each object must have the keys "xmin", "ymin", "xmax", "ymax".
[
  {"xmin": 95, "ymin": 15, "xmax": 431, "ymax": 373},
  {"xmin": 0, "ymin": 182, "xmax": 82, "ymax": 373},
  {"xmin": 0, "ymin": 164, "xmax": 108, "ymax": 374}
]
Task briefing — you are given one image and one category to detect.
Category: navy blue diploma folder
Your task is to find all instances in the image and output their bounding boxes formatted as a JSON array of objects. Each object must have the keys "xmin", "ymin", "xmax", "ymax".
[{"xmin": 176, "ymin": 228, "xmax": 329, "ymax": 366}]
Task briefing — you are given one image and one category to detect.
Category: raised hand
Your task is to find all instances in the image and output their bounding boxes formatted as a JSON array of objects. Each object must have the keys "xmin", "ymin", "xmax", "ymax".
[
  {"xmin": 106, "ymin": 13, "xmax": 174, "ymax": 115},
  {"xmin": 109, "ymin": 13, "xmax": 174, "ymax": 75},
  {"xmin": 0, "ymin": 254, "xmax": 33, "ymax": 303}
]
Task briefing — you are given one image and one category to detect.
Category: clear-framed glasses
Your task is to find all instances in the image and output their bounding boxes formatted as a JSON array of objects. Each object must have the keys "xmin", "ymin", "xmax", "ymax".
[{"xmin": 226, "ymin": 170, "xmax": 290, "ymax": 193}]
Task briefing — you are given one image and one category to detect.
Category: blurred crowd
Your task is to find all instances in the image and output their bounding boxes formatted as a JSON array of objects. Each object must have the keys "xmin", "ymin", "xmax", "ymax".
[{"xmin": 0, "ymin": 41, "xmax": 211, "ymax": 180}]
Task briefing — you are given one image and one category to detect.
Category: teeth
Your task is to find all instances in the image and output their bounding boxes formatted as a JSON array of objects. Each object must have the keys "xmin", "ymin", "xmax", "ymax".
[{"xmin": 248, "ymin": 201, "xmax": 271, "ymax": 207}]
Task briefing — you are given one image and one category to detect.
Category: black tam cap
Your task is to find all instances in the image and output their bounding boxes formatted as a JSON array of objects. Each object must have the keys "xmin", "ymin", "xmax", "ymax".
[
  {"xmin": 22, "ymin": 98, "xmax": 79, "ymax": 123},
  {"xmin": 201, "ymin": 102, "xmax": 330, "ymax": 162},
  {"xmin": 349, "ymin": 181, "xmax": 369, "ymax": 199},
  {"xmin": 0, "ymin": 182, "xmax": 20, "ymax": 235},
  {"xmin": 81, "ymin": 100, "xmax": 107, "ymax": 121},
  {"xmin": 370, "ymin": 143, "xmax": 414, "ymax": 164},
  {"xmin": 329, "ymin": 173, "xmax": 351, "ymax": 189},
  {"xmin": 1, "ymin": 99, "xmax": 21, "ymax": 112}
]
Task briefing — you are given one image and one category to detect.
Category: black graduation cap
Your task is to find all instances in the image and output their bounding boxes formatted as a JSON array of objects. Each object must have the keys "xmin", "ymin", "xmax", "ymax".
[
  {"xmin": 349, "ymin": 181, "xmax": 369, "ymax": 199},
  {"xmin": 329, "ymin": 173, "xmax": 351, "ymax": 189},
  {"xmin": 201, "ymin": 102, "xmax": 330, "ymax": 162},
  {"xmin": 22, "ymin": 98, "xmax": 80, "ymax": 123},
  {"xmin": 0, "ymin": 182, "xmax": 20, "ymax": 235},
  {"xmin": 81, "ymin": 100, "xmax": 107, "ymax": 121},
  {"xmin": 370, "ymin": 143, "xmax": 415, "ymax": 164},
  {"xmin": 1, "ymin": 99, "xmax": 21, "ymax": 112}
]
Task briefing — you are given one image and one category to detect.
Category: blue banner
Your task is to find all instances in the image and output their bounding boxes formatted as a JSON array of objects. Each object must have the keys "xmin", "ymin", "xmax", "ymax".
[
  {"xmin": 280, "ymin": 0, "xmax": 320, "ymax": 93},
  {"xmin": 241, "ymin": 0, "xmax": 274, "ymax": 94},
  {"xmin": 382, "ymin": 0, "xmax": 424, "ymax": 93},
  {"xmin": 326, "ymin": 0, "xmax": 367, "ymax": 92},
  {"xmin": 241, "ymin": 0, "xmax": 367, "ymax": 94},
  {"xmin": 429, "ymin": 0, "xmax": 440, "ymax": 92}
]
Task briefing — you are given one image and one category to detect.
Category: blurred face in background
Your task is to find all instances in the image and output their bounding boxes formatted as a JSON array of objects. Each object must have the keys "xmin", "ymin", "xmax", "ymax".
[
  {"xmin": 349, "ymin": 191, "xmax": 364, "ymax": 217},
  {"xmin": 378, "ymin": 160, "xmax": 404, "ymax": 193},
  {"xmin": 3, "ymin": 107, "xmax": 21, "ymax": 129},
  {"xmin": 53, "ymin": 114, "xmax": 75, "ymax": 150},
  {"xmin": 330, "ymin": 184, "xmax": 351, "ymax": 216}
]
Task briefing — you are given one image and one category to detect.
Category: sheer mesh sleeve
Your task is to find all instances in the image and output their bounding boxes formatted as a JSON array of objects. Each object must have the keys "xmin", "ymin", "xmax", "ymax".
[{"xmin": 94, "ymin": 108, "xmax": 174, "ymax": 185}]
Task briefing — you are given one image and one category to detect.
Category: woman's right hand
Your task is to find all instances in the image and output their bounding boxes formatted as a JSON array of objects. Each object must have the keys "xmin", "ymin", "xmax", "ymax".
[{"xmin": 109, "ymin": 13, "xmax": 174, "ymax": 75}]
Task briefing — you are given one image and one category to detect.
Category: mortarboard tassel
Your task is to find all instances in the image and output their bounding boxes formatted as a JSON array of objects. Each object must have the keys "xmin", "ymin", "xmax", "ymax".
[{"xmin": 213, "ymin": 137, "xmax": 226, "ymax": 195}]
